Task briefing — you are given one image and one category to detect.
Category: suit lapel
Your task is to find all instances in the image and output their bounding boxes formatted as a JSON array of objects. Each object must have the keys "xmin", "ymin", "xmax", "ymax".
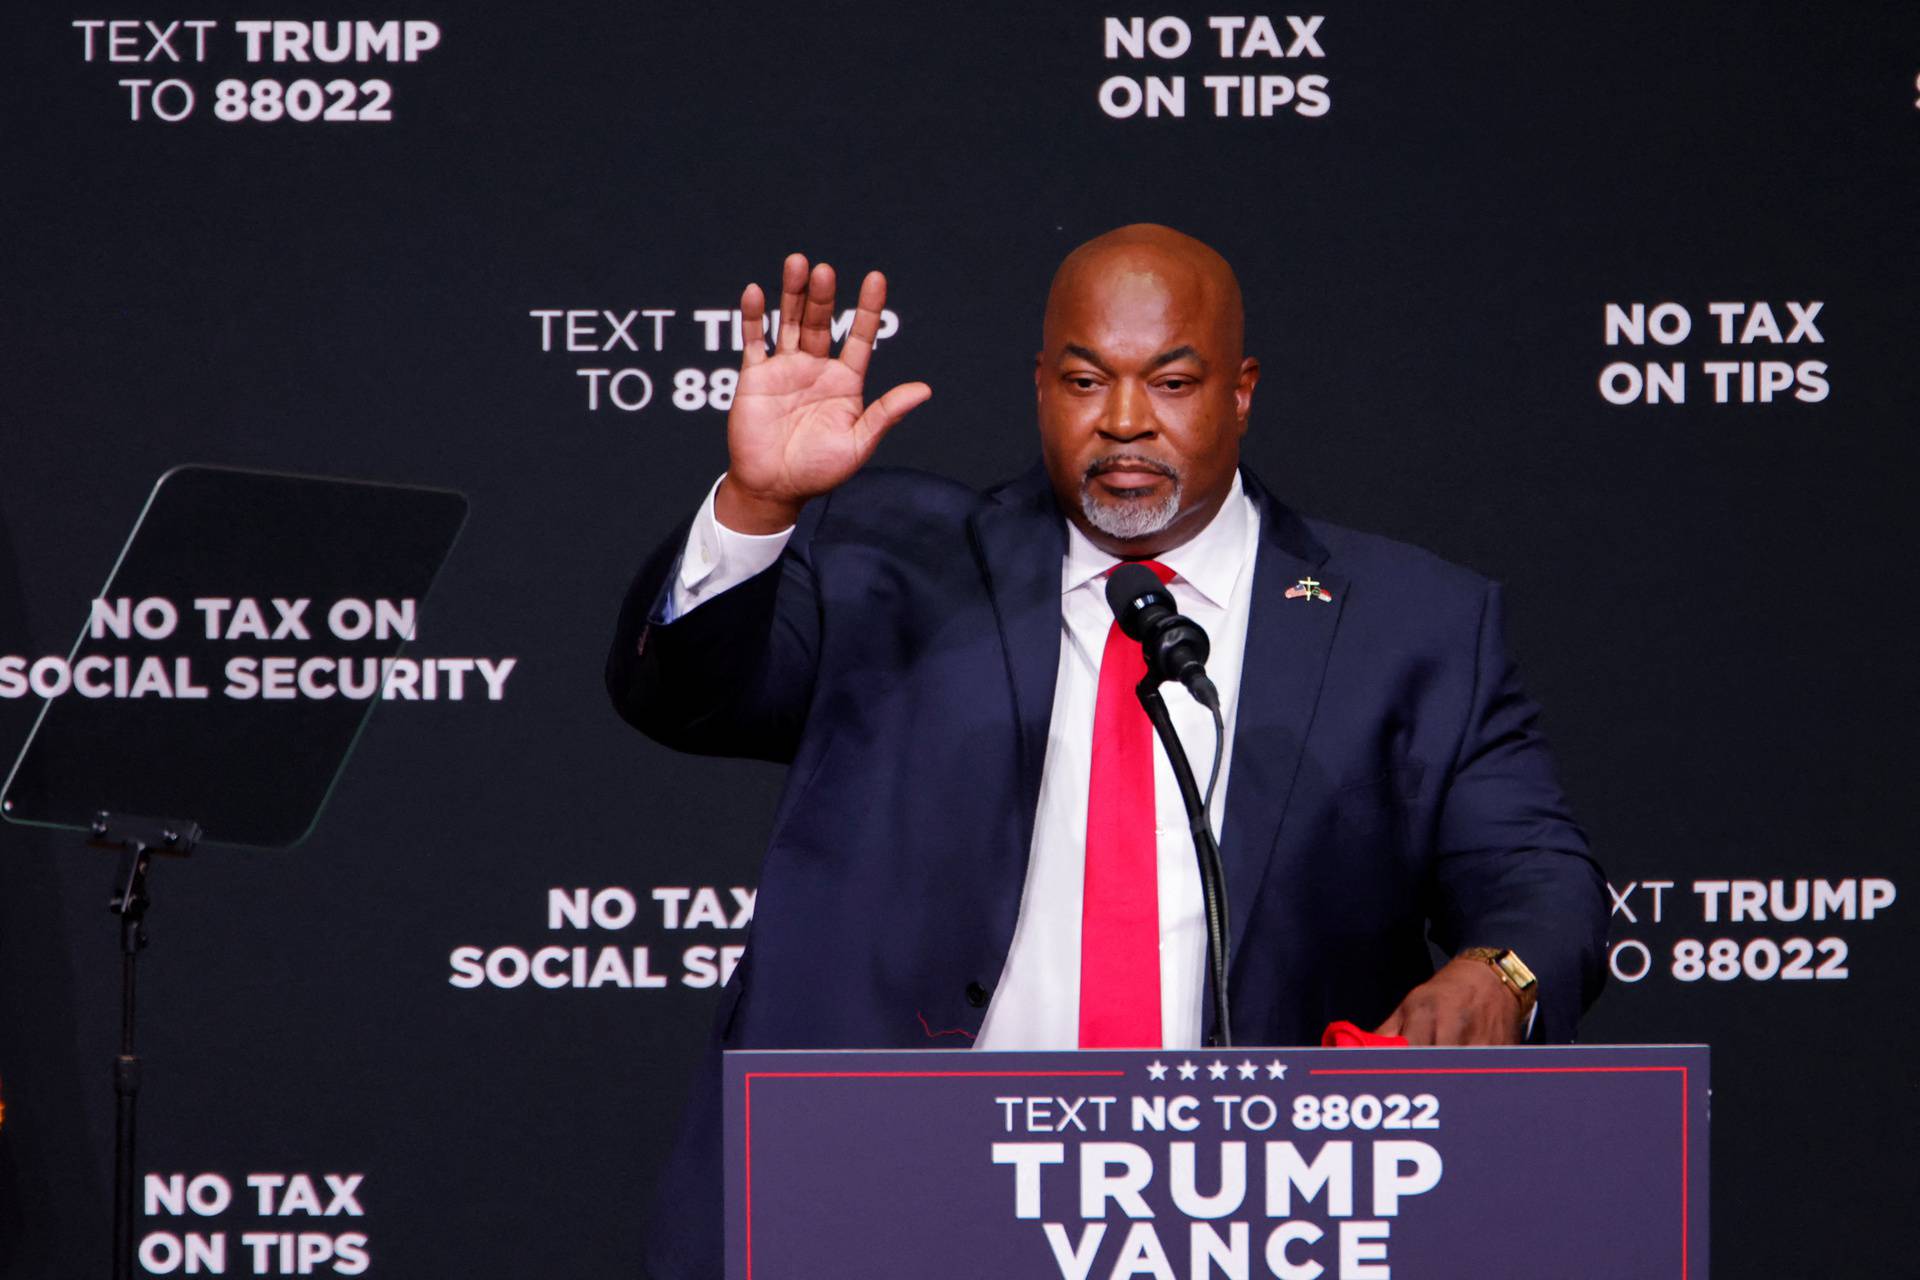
[
  {"xmin": 1218, "ymin": 472, "xmax": 1348, "ymax": 964},
  {"xmin": 967, "ymin": 465, "xmax": 1068, "ymax": 856}
]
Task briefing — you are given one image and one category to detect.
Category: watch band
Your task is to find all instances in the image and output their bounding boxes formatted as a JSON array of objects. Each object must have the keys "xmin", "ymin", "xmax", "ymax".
[{"xmin": 1459, "ymin": 946, "xmax": 1539, "ymax": 1016}]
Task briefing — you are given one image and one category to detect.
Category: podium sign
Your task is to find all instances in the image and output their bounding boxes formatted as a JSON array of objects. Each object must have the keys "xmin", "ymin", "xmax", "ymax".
[{"xmin": 725, "ymin": 1045, "xmax": 1707, "ymax": 1278}]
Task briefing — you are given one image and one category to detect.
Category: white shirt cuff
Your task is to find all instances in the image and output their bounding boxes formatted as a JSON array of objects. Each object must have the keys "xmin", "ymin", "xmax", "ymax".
[{"xmin": 664, "ymin": 475, "xmax": 795, "ymax": 621}]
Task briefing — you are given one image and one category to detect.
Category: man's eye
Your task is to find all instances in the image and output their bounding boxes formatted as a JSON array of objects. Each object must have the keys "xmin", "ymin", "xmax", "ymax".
[
  {"xmin": 1159, "ymin": 378, "xmax": 1192, "ymax": 391},
  {"xmin": 1067, "ymin": 376, "xmax": 1100, "ymax": 390}
]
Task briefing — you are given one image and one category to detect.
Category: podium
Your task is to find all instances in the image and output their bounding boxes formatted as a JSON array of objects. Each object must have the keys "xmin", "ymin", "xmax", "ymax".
[{"xmin": 725, "ymin": 1045, "xmax": 1707, "ymax": 1278}]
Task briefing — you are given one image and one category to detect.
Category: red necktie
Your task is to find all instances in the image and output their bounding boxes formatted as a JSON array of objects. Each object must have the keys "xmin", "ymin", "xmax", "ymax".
[{"xmin": 1079, "ymin": 560, "xmax": 1175, "ymax": 1049}]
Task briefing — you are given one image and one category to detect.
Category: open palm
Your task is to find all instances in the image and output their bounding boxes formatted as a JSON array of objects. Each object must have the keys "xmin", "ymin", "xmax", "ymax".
[{"xmin": 720, "ymin": 255, "xmax": 931, "ymax": 528}]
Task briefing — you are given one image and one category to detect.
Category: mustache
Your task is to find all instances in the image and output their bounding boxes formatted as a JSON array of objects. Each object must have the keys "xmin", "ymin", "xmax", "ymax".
[{"xmin": 1083, "ymin": 454, "xmax": 1179, "ymax": 481}]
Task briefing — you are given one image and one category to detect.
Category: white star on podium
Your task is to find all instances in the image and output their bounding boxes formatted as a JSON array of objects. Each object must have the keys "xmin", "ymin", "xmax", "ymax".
[
  {"xmin": 1237, "ymin": 1060, "xmax": 1259, "ymax": 1080},
  {"xmin": 1266, "ymin": 1060, "xmax": 1288, "ymax": 1080},
  {"xmin": 1177, "ymin": 1060, "xmax": 1199, "ymax": 1081},
  {"xmin": 1207, "ymin": 1061, "xmax": 1229, "ymax": 1080},
  {"xmin": 1146, "ymin": 1060, "xmax": 1168, "ymax": 1081}
]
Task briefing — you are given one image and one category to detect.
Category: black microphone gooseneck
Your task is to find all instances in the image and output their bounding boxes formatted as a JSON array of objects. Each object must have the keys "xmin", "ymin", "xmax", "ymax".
[{"xmin": 1105, "ymin": 564, "xmax": 1233, "ymax": 1047}]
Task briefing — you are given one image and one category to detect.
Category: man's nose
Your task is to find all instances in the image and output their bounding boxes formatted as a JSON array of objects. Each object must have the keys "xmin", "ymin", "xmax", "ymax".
[{"xmin": 1100, "ymin": 379, "xmax": 1153, "ymax": 440}]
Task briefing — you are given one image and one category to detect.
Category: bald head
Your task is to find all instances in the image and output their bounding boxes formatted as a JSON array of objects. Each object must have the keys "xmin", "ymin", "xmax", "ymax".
[
  {"xmin": 1044, "ymin": 224, "xmax": 1245, "ymax": 363},
  {"xmin": 1034, "ymin": 224, "xmax": 1260, "ymax": 558}
]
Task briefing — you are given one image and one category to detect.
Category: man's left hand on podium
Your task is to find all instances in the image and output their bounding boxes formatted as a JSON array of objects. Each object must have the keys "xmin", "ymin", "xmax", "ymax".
[{"xmin": 1372, "ymin": 956, "xmax": 1528, "ymax": 1045}]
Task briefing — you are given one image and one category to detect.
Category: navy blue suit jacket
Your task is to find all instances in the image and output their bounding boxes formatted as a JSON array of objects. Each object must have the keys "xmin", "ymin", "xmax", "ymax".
[{"xmin": 606, "ymin": 464, "xmax": 1607, "ymax": 1279}]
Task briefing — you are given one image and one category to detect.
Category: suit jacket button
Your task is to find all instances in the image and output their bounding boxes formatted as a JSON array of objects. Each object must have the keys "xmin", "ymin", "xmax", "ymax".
[{"xmin": 965, "ymin": 981, "xmax": 990, "ymax": 1008}]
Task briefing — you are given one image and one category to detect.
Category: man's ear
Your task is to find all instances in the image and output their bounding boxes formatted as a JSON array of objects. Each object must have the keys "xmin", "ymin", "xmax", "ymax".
[
  {"xmin": 1033, "ymin": 351, "xmax": 1045, "ymax": 406},
  {"xmin": 1235, "ymin": 356, "xmax": 1261, "ymax": 433}
]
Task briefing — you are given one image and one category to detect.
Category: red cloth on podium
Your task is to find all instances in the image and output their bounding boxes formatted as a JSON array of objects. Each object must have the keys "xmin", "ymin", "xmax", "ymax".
[{"xmin": 1321, "ymin": 1020, "xmax": 1408, "ymax": 1048}]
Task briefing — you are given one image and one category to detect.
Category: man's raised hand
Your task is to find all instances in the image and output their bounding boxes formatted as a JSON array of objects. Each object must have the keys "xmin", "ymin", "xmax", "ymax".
[{"xmin": 714, "ymin": 254, "xmax": 931, "ymax": 534}]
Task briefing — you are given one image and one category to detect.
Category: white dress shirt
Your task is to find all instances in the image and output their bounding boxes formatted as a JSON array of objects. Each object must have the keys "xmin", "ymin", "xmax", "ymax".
[{"xmin": 667, "ymin": 473, "xmax": 1261, "ymax": 1051}]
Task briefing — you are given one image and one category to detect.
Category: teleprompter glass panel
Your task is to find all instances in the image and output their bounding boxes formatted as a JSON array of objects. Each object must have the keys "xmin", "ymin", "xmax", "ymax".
[{"xmin": 2, "ymin": 466, "xmax": 467, "ymax": 849}]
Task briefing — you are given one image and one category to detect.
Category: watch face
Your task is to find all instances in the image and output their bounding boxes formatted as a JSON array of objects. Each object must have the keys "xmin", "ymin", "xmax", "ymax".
[{"xmin": 1496, "ymin": 951, "xmax": 1539, "ymax": 990}]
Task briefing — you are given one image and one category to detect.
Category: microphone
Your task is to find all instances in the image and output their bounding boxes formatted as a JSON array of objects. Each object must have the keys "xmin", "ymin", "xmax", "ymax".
[
  {"xmin": 1104, "ymin": 561, "xmax": 1235, "ymax": 1045},
  {"xmin": 1105, "ymin": 563, "xmax": 1220, "ymax": 711}
]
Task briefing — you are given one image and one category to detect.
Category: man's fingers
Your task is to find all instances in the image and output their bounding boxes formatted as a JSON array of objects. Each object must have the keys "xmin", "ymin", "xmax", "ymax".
[
  {"xmin": 1373, "ymin": 1008, "xmax": 1406, "ymax": 1038},
  {"xmin": 775, "ymin": 253, "xmax": 808, "ymax": 353},
  {"xmin": 740, "ymin": 283, "xmax": 768, "ymax": 367},
  {"xmin": 799, "ymin": 262, "xmax": 837, "ymax": 358},
  {"xmin": 855, "ymin": 381, "xmax": 932, "ymax": 449},
  {"xmin": 1399, "ymin": 1003, "xmax": 1437, "ymax": 1047},
  {"xmin": 838, "ymin": 270, "xmax": 888, "ymax": 377}
]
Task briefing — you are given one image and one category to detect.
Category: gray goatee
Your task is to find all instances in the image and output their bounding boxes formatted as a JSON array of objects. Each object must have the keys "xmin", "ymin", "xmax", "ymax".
[{"xmin": 1080, "ymin": 457, "xmax": 1182, "ymax": 541}]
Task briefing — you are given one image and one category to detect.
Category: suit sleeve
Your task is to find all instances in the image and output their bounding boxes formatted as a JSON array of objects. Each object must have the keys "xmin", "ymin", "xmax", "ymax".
[
  {"xmin": 604, "ymin": 494, "xmax": 828, "ymax": 764},
  {"xmin": 1426, "ymin": 582, "xmax": 1609, "ymax": 1042}
]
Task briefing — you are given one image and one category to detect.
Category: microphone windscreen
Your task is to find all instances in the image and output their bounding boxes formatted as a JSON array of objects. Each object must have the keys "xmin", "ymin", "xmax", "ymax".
[{"xmin": 1105, "ymin": 562, "xmax": 1170, "ymax": 635}]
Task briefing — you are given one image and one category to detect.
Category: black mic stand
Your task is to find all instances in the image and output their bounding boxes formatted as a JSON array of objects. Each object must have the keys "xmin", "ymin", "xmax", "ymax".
[
  {"xmin": 1134, "ymin": 680, "xmax": 1233, "ymax": 1048},
  {"xmin": 90, "ymin": 811, "xmax": 200, "ymax": 1280}
]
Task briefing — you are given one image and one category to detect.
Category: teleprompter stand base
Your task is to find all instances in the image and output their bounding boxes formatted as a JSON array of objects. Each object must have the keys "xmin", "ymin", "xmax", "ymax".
[{"xmin": 90, "ymin": 811, "xmax": 200, "ymax": 1280}]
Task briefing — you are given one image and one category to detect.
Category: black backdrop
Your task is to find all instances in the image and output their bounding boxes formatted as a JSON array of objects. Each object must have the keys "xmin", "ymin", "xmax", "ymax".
[{"xmin": 4, "ymin": 2, "xmax": 1916, "ymax": 1274}]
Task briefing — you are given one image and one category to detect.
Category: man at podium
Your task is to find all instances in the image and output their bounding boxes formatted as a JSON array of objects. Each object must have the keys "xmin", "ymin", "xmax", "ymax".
[{"xmin": 607, "ymin": 225, "xmax": 1608, "ymax": 1279}]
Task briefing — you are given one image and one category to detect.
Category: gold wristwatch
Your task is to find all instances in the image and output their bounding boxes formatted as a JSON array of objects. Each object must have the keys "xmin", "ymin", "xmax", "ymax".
[{"xmin": 1459, "ymin": 947, "xmax": 1538, "ymax": 1016}]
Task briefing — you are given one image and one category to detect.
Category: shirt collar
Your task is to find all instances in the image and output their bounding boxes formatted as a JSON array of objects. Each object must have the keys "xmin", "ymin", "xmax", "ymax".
[{"xmin": 1060, "ymin": 471, "xmax": 1250, "ymax": 610}]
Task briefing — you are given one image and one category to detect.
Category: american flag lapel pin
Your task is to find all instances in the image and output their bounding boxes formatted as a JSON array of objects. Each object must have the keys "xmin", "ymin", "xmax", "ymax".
[{"xmin": 1284, "ymin": 576, "xmax": 1333, "ymax": 603}]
